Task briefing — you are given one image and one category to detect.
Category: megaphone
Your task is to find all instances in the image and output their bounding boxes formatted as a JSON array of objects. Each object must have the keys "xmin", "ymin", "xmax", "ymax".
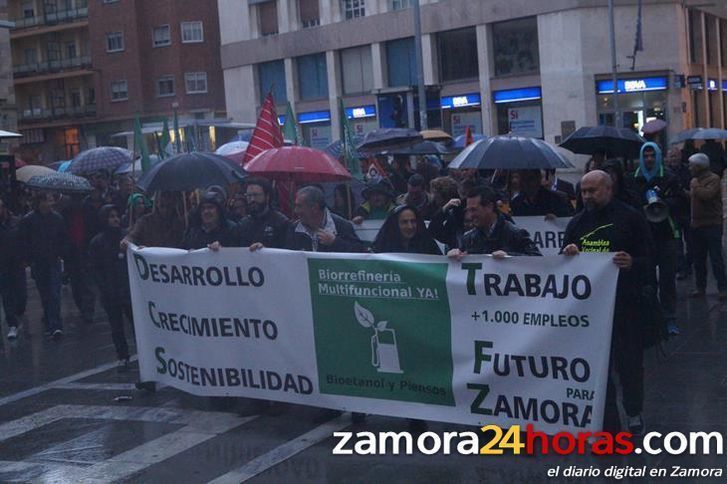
[{"xmin": 644, "ymin": 189, "xmax": 669, "ymax": 223}]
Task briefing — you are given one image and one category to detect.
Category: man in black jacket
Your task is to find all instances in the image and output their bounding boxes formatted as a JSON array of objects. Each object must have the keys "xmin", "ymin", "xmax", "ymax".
[
  {"xmin": 234, "ymin": 178, "xmax": 290, "ymax": 249},
  {"xmin": 279, "ymin": 186, "xmax": 364, "ymax": 253},
  {"xmin": 511, "ymin": 170, "xmax": 574, "ymax": 218},
  {"xmin": 562, "ymin": 170, "xmax": 655, "ymax": 434},
  {"xmin": 18, "ymin": 192, "xmax": 69, "ymax": 340},
  {"xmin": 448, "ymin": 185, "xmax": 541, "ymax": 260},
  {"xmin": 630, "ymin": 142, "xmax": 684, "ymax": 335}
]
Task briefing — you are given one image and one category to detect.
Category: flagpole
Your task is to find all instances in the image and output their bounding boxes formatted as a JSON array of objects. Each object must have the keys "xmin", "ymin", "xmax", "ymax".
[{"xmin": 608, "ymin": 0, "xmax": 620, "ymax": 129}]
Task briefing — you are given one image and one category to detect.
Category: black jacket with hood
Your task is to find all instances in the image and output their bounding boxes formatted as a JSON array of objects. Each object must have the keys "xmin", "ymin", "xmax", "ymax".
[
  {"xmin": 182, "ymin": 193, "xmax": 237, "ymax": 250},
  {"xmin": 89, "ymin": 205, "xmax": 130, "ymax": 302}
]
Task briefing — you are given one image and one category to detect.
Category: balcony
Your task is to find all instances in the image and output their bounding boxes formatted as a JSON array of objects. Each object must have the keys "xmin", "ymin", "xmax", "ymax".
[
  {"xmin": 19, "ymin": 104, "xmax": 97, "ymax": 123},
  {"xmin": 13, "ymin": 56, "xmax": 92, "ymax": 80},
  {"xmin": 11, "ymin": 7, "xmax": 88, "ymax": 35}
]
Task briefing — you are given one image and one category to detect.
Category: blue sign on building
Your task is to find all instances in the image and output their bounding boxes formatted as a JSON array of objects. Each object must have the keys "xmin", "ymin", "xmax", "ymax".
[
  {"xmin": 345, "ymin": 105, "xmax": 377, "ymax": 119},
  {"xmin": 298, "ymin": 110, "xmax": 331, "ymax": 124},
  {"xmin": 492, "ymin": 87, "xmax": 542, "ymax": 104},
  {"xmin": 440, "ymin": 93, "xmax": 482, "ymax": 109},
  {"xmin": 596, "ymin": 76, "xmax": 668, "ymax": 94}
]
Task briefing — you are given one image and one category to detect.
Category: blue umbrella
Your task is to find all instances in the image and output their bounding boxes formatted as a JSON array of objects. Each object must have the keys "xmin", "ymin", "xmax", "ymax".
[
  {"xmin": 386, "ymin": 141, "xmax": 455, "ymax": 156},
  {"xmin": 357, "ymin": 128, "xmax": 423, "ymax": 153},
  {"xmin": 324, "ymin": 137, "xmax": 364, "ymax": 159},
  {"xmin": 453, "ymin": 133, "xmax": 487, "ymax": 149},
  {"xmin": 137, "ymin": 152, "xmax": 247, "ymax": 192},
  {"xmin": 26, "ymin": 172, "xmax": 92, "ymax": 193},
  {"xmin": 58, "ymin": 161, "xmax": 72, "ymax": 172},
  {"xmin": 70, "ymin": 147, "xmax": 133, "ymax": 175},
  {"xmin": 449, "ymin": 135, "xmax": 573, "ymax": 170},
  {"xmin": 670, "ymin": 128, "xmax": 727, "ymax": 144}
]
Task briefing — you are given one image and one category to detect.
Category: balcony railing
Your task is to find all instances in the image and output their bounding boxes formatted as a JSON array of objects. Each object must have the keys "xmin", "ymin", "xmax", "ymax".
[
  {"xmin": 20, "ymin": 104, "xmax": 96, "ymax": 122},
  {"xmin": 12, "ymin": 7, "xmax": 88, "ymax": 30},
  {"xmin": 13, "ymin": 56, "xmax": 92, "ymax": 78}
]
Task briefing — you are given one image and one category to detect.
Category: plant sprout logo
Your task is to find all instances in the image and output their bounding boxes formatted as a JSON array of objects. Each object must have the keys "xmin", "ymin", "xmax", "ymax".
[{"xmin": 354, "ymin": 301, "xmax": 403, "ymax": 374}]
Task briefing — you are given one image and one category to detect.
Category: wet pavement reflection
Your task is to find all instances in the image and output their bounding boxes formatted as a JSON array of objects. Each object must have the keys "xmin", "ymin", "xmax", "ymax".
[{"xmin": 0, "ymin": 275, "xmax": 725, "ymax": 483}]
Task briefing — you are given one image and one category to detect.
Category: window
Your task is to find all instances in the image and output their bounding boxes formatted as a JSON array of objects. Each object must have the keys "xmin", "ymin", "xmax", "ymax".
[
  {"xmin": 298, "ymin": 0, "xmax": 319, "ymax": 28},
  {"xmin": 70, "ymin": 89, "xmax": 81, "ymax": 108},
  {"xmin": 343, "ymin": 0, "xmax": 365, "ymax": 20},
  {"xmin": 258, "ymin": 60, "xmax": 287, "ymax": 103},
  {"xmin": 87, "ymin": 87, "xmax": 96, "ymax": 105},
  {"xmin": 66, "ymin": 43, "xmax": 77, "ymax": 59},
  {"xmin": 157, "ymin": 76, "xmax": 175, "ymax": 97},
  {"xmin": 438, "ymin": 28, "xmax": 478, "ymax": 82},
  {"xmin": 297, "ymin": 53, "xmax": 328, "ymax": 100},
  {"xmin": 103, "ymin": 0, "xmax": 120, "ymax": 3},
  {"xmin": 391, "ymin": 0, "xmax": 410, "ymax": 10},
  {"xmin": 386, "ymin": 37, "xmax": 416, "ymax": 87},
  {"xmin": 106, "ymin": 32, "xmax": 124, "ymax": 53},
  {"xmin": 46, "ymin": 42, "xmax": 61, "ymax": 62},
  {"xmin": 24, "ymin": 48, "xmax": 37, "ymax": 65},
  {"xmin": 706, "ymin": 15, "xmax": 718, "ymax": 66},
  {"xmin": 22, "ymin": 1, "xmax": 34, "ymax": 18},
  {"xmin": 340, "ymin": 46, "xmax": 373, "ymax": 94},
  {"xmin": 492, "ymin": 17, "xmax": 539, "ymax": 76},
  {"xmin": 111, "ymin": 80, "xmax": 128, "ymax": 101},
  {"xmin": 153, "ymin": 25, "xmax": 171, "ymax": 47},
  {"xmin": 258, "ymin": 2, "xmax": 278, "ymax": 36},
  {"xmin": 181, "ymin": 21, "xmax": 204, "ymax": 43},
  {"xmin": 689, "ymin": 9, "xmax": 703, "ymax": 64},
  {"xmin": 185, "ymin": 72, "xmax": 208, "ymax": 94}
]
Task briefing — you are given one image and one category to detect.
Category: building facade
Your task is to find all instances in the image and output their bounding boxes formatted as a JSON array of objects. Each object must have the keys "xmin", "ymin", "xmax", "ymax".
[
  {"xmin": 0, "ymin": 0, "xmax": 18, "ymax": 154},
  {"xmin": 8, "ymin": 0, "xmax": 226, "ymax": 164},
  {"xmin": 218, "ymin": 0, "xmax": 727, "ymax": 151}
]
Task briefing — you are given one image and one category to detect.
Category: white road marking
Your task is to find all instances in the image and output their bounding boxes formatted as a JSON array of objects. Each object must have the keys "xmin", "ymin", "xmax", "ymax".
[
  {"xmin": 0, "ymin": 356, "xmax": 139, "ymax": 408},
  {"xmin": 207, "ymin": 414, "xmax": 351, "ymax": 484},
  {"xmin": 0, "ymin": 404, "xmax": 258, "ymax": 482},
  {"xmin": 50, "ymin": 382, "xmax": 161, "ymax": 392}
]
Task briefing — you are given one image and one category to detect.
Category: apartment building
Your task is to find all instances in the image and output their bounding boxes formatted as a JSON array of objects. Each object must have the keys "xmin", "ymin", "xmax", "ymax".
[
  {"xmin": 0, "ymin": 0, "xmax": 18, "ymax": 154},
  {"xmin": 8, "ymin": 0, "xmax": 226, "ymax": 163}
]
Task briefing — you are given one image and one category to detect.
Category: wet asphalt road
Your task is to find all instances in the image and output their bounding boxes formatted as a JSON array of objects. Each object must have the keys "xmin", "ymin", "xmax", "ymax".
[{"xmin": 0, "ymin": 272, "xmax": 725, "ymax": 483}]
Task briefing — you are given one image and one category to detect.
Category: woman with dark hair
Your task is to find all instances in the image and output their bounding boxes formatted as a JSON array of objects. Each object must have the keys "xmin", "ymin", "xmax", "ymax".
[
  {"xmin": 89, "ymin": 204, "xmax": 132, "ymax": 371},
  {"xmin": 331, "ymin": 184, "xmax": 353, "ymax": 219},
  {"xmin": 372, "ymin": 205, "xmax": 441, "ymax": 255},
  {"xmin": 602, "ymin": 159, "xmax": 642, "ymax": 210}
]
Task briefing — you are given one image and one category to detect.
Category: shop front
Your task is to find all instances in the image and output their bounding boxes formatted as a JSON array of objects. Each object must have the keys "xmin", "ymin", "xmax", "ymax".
[
  {"xmin": 493, "ymin": 87, "xmax": 543, "ymax": 138},
  {"xmin": 345, "ymin": 105, "xmax": 378, "ymax": 137},
  {"xmin": 441, "ymin": 93, "xmax": 482, "ymax": 137},
  {"xmin": 298, "ymin": 110, "xmax": 332, "ymax": 150},
  {"xmin": 595, "ymin": 75, "xmax": 668, "ymax": 138}
]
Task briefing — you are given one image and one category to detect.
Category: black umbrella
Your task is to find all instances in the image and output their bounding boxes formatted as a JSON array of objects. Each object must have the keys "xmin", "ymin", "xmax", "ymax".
[
  {"xmin": 356, "ymin": 128, "xmax": 423, "ymax": 153},
  {"xmin": 669, "ymin": 127, "xmax": 727, "ymax": 144},
  {"xmin": 559, "ymin": 126, "xmax": 645, "ymax": 158},
  {"xmin": 386, "ymin": 141, "xmax": 455, "ymax": 156},
  {"xmin": 25, "ymin": 172, "xmax": 92, "ymax": 193},
  {"xmin": 137, "ymin": 152, "xmax": 247, "ymax": 192},
  {"xmin": 449, "ymin": 135, "xmax": 573, "ymax": 170}
]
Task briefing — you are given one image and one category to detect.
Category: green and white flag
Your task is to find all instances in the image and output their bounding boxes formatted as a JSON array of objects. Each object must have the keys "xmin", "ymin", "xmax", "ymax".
[
  {"xmin": 282, "ymin": 102, "xmax": 300, "ymax": 145},
  {"xmin": 339, "ymin": 98, "xmax": 362, "ymax": 179}
]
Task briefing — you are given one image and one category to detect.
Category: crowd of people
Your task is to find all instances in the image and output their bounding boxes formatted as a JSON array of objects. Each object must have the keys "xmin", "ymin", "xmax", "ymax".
[{"xmin": 0, "ymin": 136, "xmax": 725, "ymax": 433}]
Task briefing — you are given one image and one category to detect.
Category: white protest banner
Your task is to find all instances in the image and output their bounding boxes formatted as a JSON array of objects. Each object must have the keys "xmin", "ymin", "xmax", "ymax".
[
  {"xmin": 129, "ymin": 247, "xmax": 617, "ymax": 433},
  {"xmin": 512, "ymin": 216, "xmax": 572, "ymax": 256}
]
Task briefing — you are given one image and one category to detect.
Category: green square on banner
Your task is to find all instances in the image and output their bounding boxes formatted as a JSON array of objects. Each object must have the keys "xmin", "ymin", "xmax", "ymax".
[{"xmin": 308, "ymin": 258, "xmax": 454, "ymax": 406}]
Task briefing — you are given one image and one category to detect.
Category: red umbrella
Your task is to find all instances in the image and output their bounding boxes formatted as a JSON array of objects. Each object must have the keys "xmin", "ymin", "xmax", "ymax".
[{"xmin": 245, "ymin": 146, "xmax": 351, "ymax": 182}]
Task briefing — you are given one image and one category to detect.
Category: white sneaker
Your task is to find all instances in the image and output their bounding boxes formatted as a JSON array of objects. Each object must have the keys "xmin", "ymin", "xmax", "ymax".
[{"xmin": 7, "ymin": 326, "xmax": 17, "ymax": 340}]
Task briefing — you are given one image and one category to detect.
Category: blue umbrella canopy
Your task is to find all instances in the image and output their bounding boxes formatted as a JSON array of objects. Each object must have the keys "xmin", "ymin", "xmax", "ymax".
[
  {"xmin": 136, "ymin": 152, "xmax": 247, "ymax": 192},
  {"xmin": 70, "ymin": 147, "xmax": 133, "ymax": 175},
  {"xmin": 324, "ymin": 137, "xmax": 364, "ymax": 159},
  {"xmin": 449, "ymin": 135, "xmax": 573, "ymax": 170},
  {"xmin": 670, "ymin": 128, "xmax": 727, "ymax": 144},
  {"xmin": 356, "ymin": 128, "xmax": 423, "ymax": 153},
  {"xmin": 559, "ymin": 126, "xmax": 645, "ymax": 158},
  {"xmin": 25, "ymin": 172, "xmax": 92, "ymax": 193}
]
